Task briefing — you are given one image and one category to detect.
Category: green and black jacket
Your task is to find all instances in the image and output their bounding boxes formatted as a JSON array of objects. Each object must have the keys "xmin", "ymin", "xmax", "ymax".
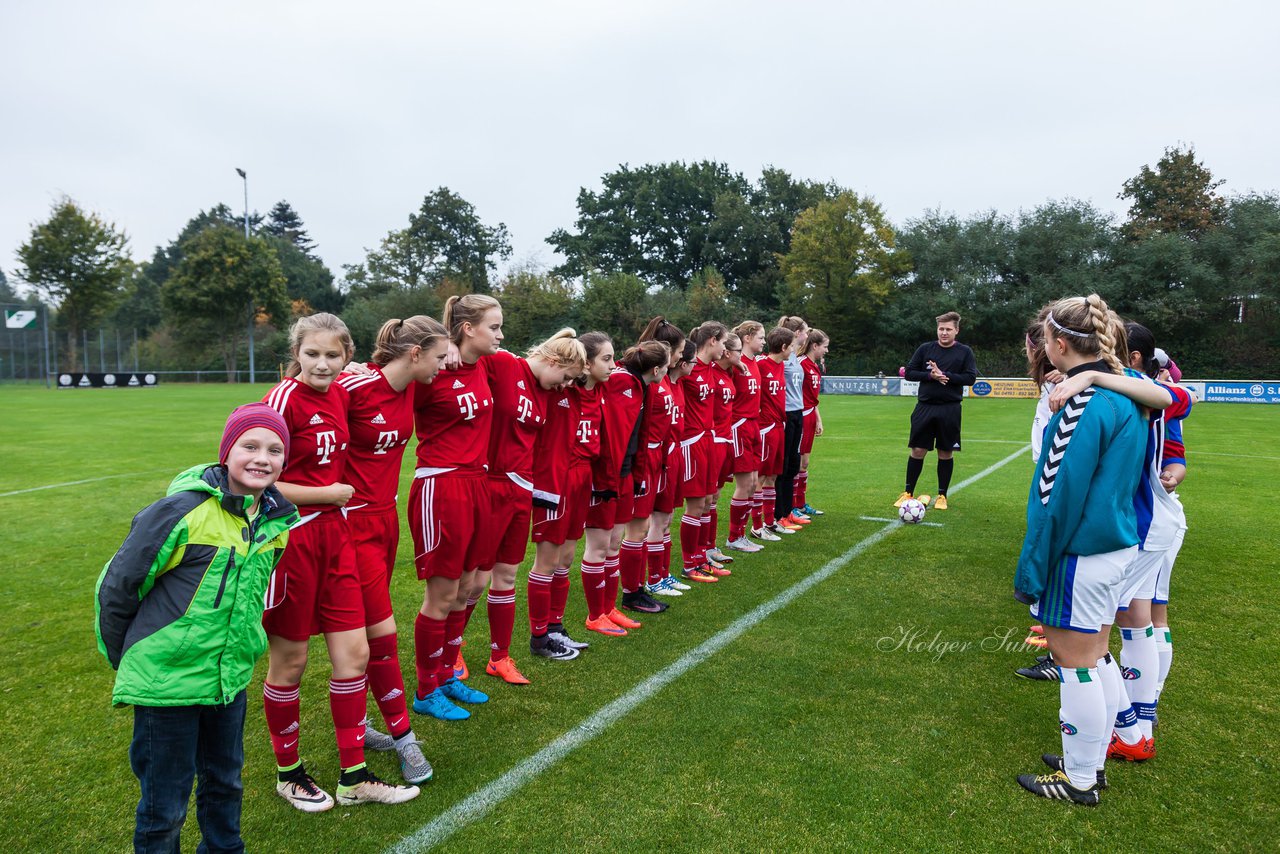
[{"xmin": 95, "ymin": 464, "xmax": 297, "ymax": 707}]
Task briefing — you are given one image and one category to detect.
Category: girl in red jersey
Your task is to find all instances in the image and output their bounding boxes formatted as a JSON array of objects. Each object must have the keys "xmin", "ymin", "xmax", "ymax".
[
  {"xmin": 592, "ymin": 340, "xmax": 672, "ymax": 618},
  {"xmin": 629, "ymin": 319, "xmax": 687, "ymax": 597},
  {"xmin": 645, "ymin": 339, "xmax": 696, "ymax": 595},
  {"xmin": 796, "ymin": 329, "xmax": 829, "ymax": 517},
  {"xmin": 724, "ymin": 321, "xmax": 766, "ymax": 553},
  {"xmin": 752, "ymin": 326, "xmax": 796, "ymax": 540},
  {"xmin": 476, "ymin": 330, "xmax": 587, "ymax": 684},
  {"xmin": 262, "ymin": 313, "xmax": 418, "ymax": 812},
  {"xmin": 704, "ymin": 332, "xmax": 739, "ymax": 569},
  {"xmin": 530, "ymin": 332, "xmax": 613, "ymax": 641},
  {"xmin": 337, "ymin": 316, "xmax": 448, "ymax": 785},
  {"xmin": 678, "ymin": 321, "xmax": 728, "ymax": 583},
  {"xmin": 408, "ymin": 295, "xmax": 503, "ymax": 721}
]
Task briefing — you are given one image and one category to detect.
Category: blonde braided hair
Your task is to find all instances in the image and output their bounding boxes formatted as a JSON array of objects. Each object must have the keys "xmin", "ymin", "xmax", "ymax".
[{"xmin": 1043, "ymin": 294, "xmax": 1125, "ymax": 374}]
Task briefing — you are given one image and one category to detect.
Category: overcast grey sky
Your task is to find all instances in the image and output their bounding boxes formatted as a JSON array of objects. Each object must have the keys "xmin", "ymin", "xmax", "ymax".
[{"xmin": 3, "ymin": 0, "xmax": 1277, "ymax": 283}]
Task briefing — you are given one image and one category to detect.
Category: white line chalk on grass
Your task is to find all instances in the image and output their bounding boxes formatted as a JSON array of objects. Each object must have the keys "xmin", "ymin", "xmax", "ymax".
[
  {"xmin": 860, "ymin": 515, "xmax": 944, "ymax": 528},
  {"xmin": 385, "ymin": 444, "xmax": 1030, "ymax": 854},
  {"xmin": 0, "ymin": 468, "xmax": 173, "ymax": 498}
]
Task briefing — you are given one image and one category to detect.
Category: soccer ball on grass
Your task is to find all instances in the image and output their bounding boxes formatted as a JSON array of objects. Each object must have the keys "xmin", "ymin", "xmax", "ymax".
[{"xmin": 898, "ymin": 499, "xmax": 927, "ymax": 524}]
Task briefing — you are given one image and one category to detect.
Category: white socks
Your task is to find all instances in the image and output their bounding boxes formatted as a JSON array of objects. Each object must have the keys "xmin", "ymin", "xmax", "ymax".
[{"xmin": 1058, "ymin": 665, "xmax": 1106, "ymax": 789}]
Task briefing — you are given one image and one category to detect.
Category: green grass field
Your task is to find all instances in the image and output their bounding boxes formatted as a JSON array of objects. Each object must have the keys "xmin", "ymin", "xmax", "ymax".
[{"xmin": 1, "ymin": 386, "xmax": 1276, "ymax": 853}]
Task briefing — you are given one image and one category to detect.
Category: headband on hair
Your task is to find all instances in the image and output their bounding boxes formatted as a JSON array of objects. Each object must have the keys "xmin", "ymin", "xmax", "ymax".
[{"xmin": 1047, "ymin": 312, "xmax": 1092, "ymax": 339}]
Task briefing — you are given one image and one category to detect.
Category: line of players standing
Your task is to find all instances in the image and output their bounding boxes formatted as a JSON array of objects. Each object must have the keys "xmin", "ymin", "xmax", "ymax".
[{"xmin": 257, "ymin": 297, "xmax": 832, "ymax": 811}]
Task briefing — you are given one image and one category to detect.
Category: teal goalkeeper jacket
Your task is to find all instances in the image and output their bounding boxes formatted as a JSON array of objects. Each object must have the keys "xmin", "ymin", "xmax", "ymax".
[
  {"xmin": 1013, "ymin": 383, "xmax": 1146, "ymax": 605},
  {"xmin": 95, "ymin": 464, "xmax": 297, "ymax": 707}
]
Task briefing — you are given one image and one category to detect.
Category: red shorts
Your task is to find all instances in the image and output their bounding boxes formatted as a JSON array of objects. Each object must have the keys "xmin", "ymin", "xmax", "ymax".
[
  {"xmin": 630, "ymin": 445, "xmax": 664, "ymax": 519},
  {"xmin": 654, "ymin": 443, "xmax": 682, "ymax": 514},
  {"xmin": 263, "ymin": 511, "xmax": 364, "ymax": 641},
  {"xmin": 486, "ymin": 476, "xmax": 533, "ymax": 567},
  {"xmin": 732, "ymin": 418, "xmax": 762, "ymax": 475},
  {"xmin": 800, "ymin": 409, "xmax": 818, "ymax": 454},
  {"xmin": 532, "ymin": 463, "xmax": 590, "ymax": 545},
  {"xmin": 347, "ymin": 506, "xmax": 398, "ymax": 626},
  {"xmin": 715, "ymin": 438, "xmax": 734, "ymax": 485},
  {"xmin": 681, "ymin": 433, "xmax": 715, "ymax": 498},
  {"xmin": 586, "ymin": 475, "xmax": 634, "ymax": 530},
  {"xmin": 408, "ymin": 473, "xmax": 492, "ymax": 580},
  {"xmin": 760, "ymin": 422, "xmax": 785, "ymax": 477}
]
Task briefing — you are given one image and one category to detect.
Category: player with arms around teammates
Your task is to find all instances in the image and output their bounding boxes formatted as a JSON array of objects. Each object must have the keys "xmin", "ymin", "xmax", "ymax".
[
  {"xmin": 1012, "ymin": 295, "xmax": 1146, "ymax": 806},
  {"xmin": 895, "ymin": 311, "xmax": 977, "ymax": 512}
]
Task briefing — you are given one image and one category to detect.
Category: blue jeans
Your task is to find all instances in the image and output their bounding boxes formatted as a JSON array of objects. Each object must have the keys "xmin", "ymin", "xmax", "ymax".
[{"xmin": 129, "ymin": 691, "xmax": 247, "ymax": 854}]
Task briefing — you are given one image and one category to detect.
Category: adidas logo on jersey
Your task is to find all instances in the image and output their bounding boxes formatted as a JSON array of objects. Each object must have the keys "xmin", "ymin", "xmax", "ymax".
[
  {"xmin": 452, "ymin": 379, "xmax": 465, "ymax": 389},
  {"xmin": 309, "ymin": 414, "xmax": 324, "ymax": 426},
  {"xmin": 558, "ymin": 398, "xmax": 570, "ymax": 408},
  {"xmin": 517, "ymin": 380, "xmax": 526, "ymax": 390},
  {"xmin": 623, "ymin": 388, "xmax": 633, "ymax": 398},
  {"xmin": 372, "ymin": 413, "xmax": 386, "ymax": 424}
]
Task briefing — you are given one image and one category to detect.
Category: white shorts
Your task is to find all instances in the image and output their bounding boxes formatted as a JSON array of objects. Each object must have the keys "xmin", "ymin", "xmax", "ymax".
[
  {"xmin": 1117, "ymin": 548, "xmax": 1165, "ymax": 609},
  {"xmin": 1153, "ymin": 527, "xmax": 1185, "ymax": 605},
  {"xmin": 1031, "ymin": 546, "xmax": 1138, "ymax": 634}
]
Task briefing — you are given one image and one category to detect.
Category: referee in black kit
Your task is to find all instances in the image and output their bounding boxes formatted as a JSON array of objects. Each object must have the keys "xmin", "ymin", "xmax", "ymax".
[{"xmin": 893, "ymin": 311, "xmax": 977, "ymax": 512}]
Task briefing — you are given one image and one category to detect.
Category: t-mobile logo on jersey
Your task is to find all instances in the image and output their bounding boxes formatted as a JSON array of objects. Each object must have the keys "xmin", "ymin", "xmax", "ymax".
[
  {"xmin": 316, "ymin": 430, "xmax": 337, "ymax": 465},
  {"xmin": 457, "ymin": 391, "xmax": 480, "ymax": 421},
  {"xmin": 669, "ymin": 402, "xmax": 681, "ymax": 425},
  {"xmin": 768, "ymin": 380, "xmax": 780, "ymax": 396},
  {"xmin": 748, "ymin": 378, "xmax": 758, "ymax": 396},
  {"xmin": 373, "ymin": 430, "xmax": 399, "ymax": 455},
  {"xmin": 698, "ymin": 383, "xmax": 711, "ymax": 401},
  {"xmin": 721, "ymin": 386, "xmax": 733, "ymax": 406},
  {"xmin": 515, "ymin": 395, "xmax": 534, "ymax": 423},
  {"xmin": 577, "ymin": 419, "xmax": 593, "ymax": 443}
]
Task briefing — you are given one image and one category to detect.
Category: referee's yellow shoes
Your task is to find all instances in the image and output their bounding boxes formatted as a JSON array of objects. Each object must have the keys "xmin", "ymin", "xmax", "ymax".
[
  {"xmin": 893, "ymin": 491, "xmax": 912, "ymax": 508},
  {"xmin": 933, "ymin": 495, "xmax": 948, "ymax": 511}
]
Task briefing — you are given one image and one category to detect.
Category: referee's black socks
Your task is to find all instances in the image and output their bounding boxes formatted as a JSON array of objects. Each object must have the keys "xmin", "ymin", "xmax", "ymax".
[
  {"xmin": 905, "ymin": 457, "xmax": 924, "ymax": 494},
  {"xmin": 937, "ymin": 458, "xmax": 954, "ymax": 496}
]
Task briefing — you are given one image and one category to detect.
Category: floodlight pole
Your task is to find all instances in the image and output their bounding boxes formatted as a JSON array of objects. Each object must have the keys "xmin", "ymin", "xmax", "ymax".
[{"xmin": 237, "ymin": 167, "xmax": 255, "ymax": 384}]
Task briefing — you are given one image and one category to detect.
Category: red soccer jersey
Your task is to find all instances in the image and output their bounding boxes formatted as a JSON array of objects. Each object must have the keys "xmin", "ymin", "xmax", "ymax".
[
  {"xmin": 337, "ymin": 366, "xmax": 413, "ymax": 513},
  {"xmin": 801, "ymin": 356, "xmax": 822, "ymax": 410},
  {"xmin": 483, "ymin": 350, "xmax": 550, "ymax": 482},
  {"xmin": 757, "ymin": 356, "xmax": 786, "ymax": 427},
  {"xmin": 595, "ymin": 369, "xmax": 647, "ymax": 493},
  {"xmin": 668, "ymin": 379, "xmax": 686, "ymax": 444},
  {"xmin": 412, "ymin": 359, "xmax": 493, "ymax": 474},
  {"xmin": 679, "ymin": 358, "xmax": 716, "ymax": 438},
  {"xmin": 569, "ymin": 383, "xmax": 603, "ymax": 462},
  {"xmin": 732, "ymin": 357, "xmax": 762, "ymax": 421},
  {"xmin": 711, "ymin": 362, "xmax": 735, "ymax": 437},
  {"xmin": 531, "ymin": 388, "xmax": 574, "ymax": 508},
  {"xmin": 644, "ymin": 376, "xmax": 675, "ymax": 450},
  {"xmin": 263, "ymin": 377, "xmax": 350, "ymax": 515}
]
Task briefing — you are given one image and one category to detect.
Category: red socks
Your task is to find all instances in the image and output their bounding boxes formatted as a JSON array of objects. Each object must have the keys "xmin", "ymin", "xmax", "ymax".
[
  {"xmin": 796, "ymin": 470, "xmax": 808, "ymax": 508},
  {"xmin": 263, "ymin": 682, "xmax": 301, "ymax": 769},
  {"xmin": 701, "ymin": 511, "xmax": 715, "ymax": 549},
  {"xmin": 329, "ymin": 675, "xmax": 368, "ymax": 770},
  {"xmin": 604, "ymin": 554, "xmax": 621, "ymax": 610},
  {"xmin": 763, "ymin": 488, "xmax": 776, "ymax": 526},
  {"xmin": 729, "ymin": 498, "xmax": 750, "ymax": 541},
  {"xmin": 550, "ymin": 566, "xmax": 571, "ymax": 624},
  {"xmin": 487, "ymin": 588, "xmax": 516, "ymax": 661},
  {"xmin": 441, "ymin": 609, "xmax": 467, "ymax": 686},
  {"xmin": 366, "ymin": 633, "xmax": 410, "ymax": 738},
  {"xmin": 580, "ymin": 559, "xmax": 606, "ymax": 620},
  {"xmin": 620, "ymin": 540, "xmax": 645, "ymax": 593},
  {"xmin": 751, "ymin": 491, "xmax": 764, "ymax": 529},
  {"xmin": 413, "ymin": 612, "xmax": 446, "ymax": 699},
  {"xmin": 646, "ymin": 540, "xmax": 664, "ymax": 585},
  {"xmin": 528, "ymin": 570, "xmax": 553, "ymax": 635},
  {"xmin": 679, "ymin": 515, "xmax": 702, "ymax": 569},
  {"xmin": 662, "ymin": 533, "xmax": 672, "ymax": 577}
]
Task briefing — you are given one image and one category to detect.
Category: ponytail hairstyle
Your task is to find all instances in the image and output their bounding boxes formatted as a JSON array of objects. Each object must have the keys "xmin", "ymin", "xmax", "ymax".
[
  {"xmin": 639, "ymin": 315, "xmax": 686, "ymax": 354},
  {"xmin": 578, "ymin": 331, "xmax": 613, "ymax": 363},
  {"xmin": 1124, "ymin": 321, "xmax": 1159, "ymax": 378},
  {"xmin": 1043, "ymin": 294, "xmax": 1125, "ymax": 374},
  {"xmin": 802, "ymin": 328, "xmax": 829, "ymax": 358},
  {"xmin": 442, "ymin": 293, "xmax": 502, "ymax": 344},
  {"xmin": 679, "ymin": 339, "xmax": 696, "ymax": 365},
  {"xmin": 765, "ymin": 325, "xmax": 795, "ymax": 355},
  {"xmin": 527, "ymin": 327, "xmax": 588, "ymax": 372},
  {"xmin": 777, "ymin": 315, "xmax": 806, "ymax": 334},
  {"xmin": 371, "ymin": 315, "xmax": 449, "ymax": 367},
  {"xmin": 688, "ymin": 320, "xmax": 727, "ymax": 349},
  {"xmin": 287, "ymin": 312, "xmax": 354, "ymax": 378},
  {"xmin": 1025, "ymin": 307, "xmax": 1053, "ymax": 387},
  {"xmin": 620, "ymin": 340, "xmax": 670, "ymax": 375},
  {"xmin": 722, "ymin": 332, "xmax": 741, "ymax": 353},
  {"xmin": 733, "ymin": 320, "xmax": 764, "ymax": 343}
]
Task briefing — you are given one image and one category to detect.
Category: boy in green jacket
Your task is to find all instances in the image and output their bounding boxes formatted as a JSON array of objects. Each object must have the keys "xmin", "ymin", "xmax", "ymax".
[{"xmin": 96, "ymin": 403, "xmax": 298, "ymax": 853}]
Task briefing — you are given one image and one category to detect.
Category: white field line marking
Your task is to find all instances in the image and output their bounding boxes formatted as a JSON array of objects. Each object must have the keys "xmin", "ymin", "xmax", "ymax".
[
  {"xmin": 860, "ymin": 515, "xmax": 944, "ymax": 528},
  {"xmin": 0, "ymin": 468, "xmax": 173, "ymax": 498},
  {"xmin": 386, "ymin": 444, "xmax": 1030, "ymax": 854},
  {"xmin": 822, "ymin": 436, "xmax": 1026, "ymax": 444},
  {"xmin": 1192, "ymin": 451, "xmax": 1280, "ymax": 462}
]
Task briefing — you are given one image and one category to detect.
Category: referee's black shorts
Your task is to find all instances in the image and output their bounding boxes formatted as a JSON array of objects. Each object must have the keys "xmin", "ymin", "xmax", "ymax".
[{"xmin": 908, "ymin": 402, "xmax": 962, "ymax": 452}]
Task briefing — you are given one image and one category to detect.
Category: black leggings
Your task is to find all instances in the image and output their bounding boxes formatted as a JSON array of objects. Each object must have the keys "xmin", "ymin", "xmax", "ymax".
[{"xmin": 775, "ymin": 409, "xmax": 805, "ymax": 518}]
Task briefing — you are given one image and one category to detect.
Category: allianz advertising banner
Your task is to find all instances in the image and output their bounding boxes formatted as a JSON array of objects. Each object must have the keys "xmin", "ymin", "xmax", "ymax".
[{"xmin": 1185, "ymin": 381, "xmax": 1280, "ymax": 404}]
